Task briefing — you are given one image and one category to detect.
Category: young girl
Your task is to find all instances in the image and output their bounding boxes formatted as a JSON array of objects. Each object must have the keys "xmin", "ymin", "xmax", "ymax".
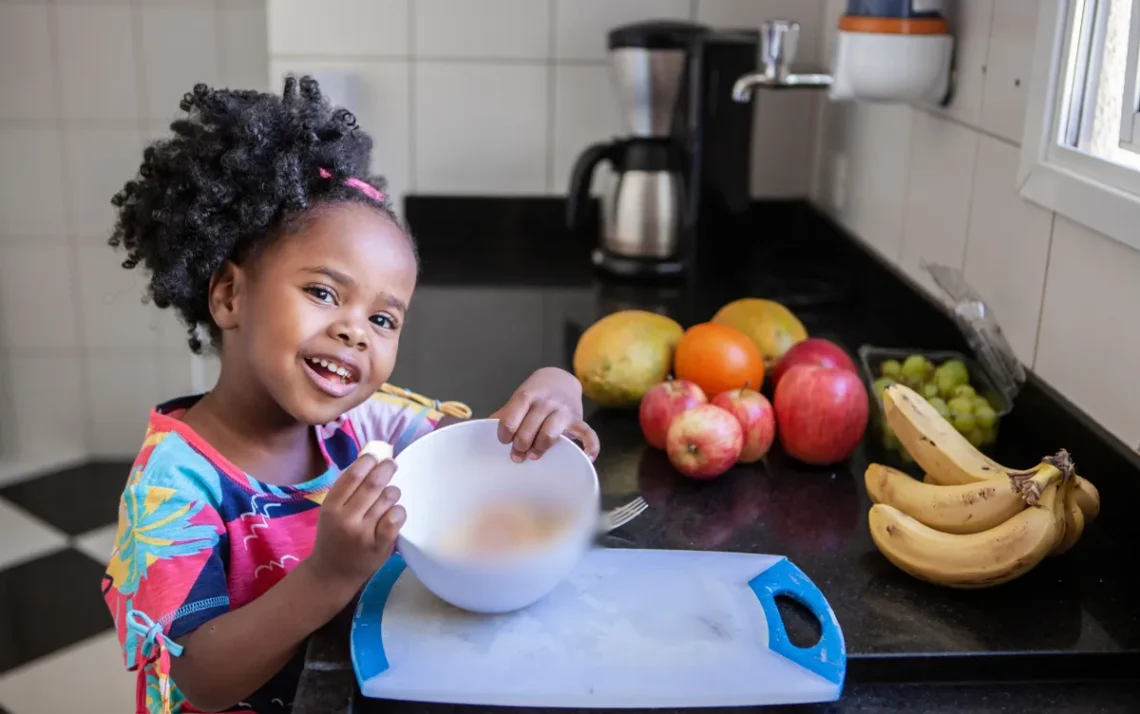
[{"xmin": 102, "ymin": 76, "xmax": 600, "ymax": 714}]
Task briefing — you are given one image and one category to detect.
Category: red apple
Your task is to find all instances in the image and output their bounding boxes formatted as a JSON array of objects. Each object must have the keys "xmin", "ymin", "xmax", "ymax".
[
  {"xmin": 774, "ymin": 364, "xmax": 869, "ymax": 465},
  {"xmin": 639, "ymin": 379, "xmax": 708, "ymax": 449},
  {"xmin": 711, "ymin": 388, "xmax": 776, "ymax": 463},
  {"xmin": 665, "ymin": 404, "xmax": 743, "ymax": 480},
  {"xmin": 770, "ymin": 338, "xmax": 858, "ymax": 390}
]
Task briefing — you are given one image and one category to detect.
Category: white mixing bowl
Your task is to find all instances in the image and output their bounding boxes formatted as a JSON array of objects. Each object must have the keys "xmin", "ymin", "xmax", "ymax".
[{"xmin": 390, "ymin": 418, "xmax": 600, "ymax": 614}]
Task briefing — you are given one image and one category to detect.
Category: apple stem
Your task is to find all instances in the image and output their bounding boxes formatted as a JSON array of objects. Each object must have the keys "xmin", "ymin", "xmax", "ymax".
[{"xmin": 687, "ymin": 443, "xmax": 698, "ymax": 455}]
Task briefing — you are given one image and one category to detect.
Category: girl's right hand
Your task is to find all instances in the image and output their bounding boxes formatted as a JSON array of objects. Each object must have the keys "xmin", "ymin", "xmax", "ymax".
[{"xmin": 308, "ymin": 452, "xmax": 405, "ymax": 592}]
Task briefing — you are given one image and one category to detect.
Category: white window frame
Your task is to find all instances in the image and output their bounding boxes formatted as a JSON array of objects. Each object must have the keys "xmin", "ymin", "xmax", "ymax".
[
  {"xmin": 1018, "ymin": 0, "xmax": 1140, "ymax": 253},
  {"xmin": 1119, "ymin": 0, "xmax": 1140, "ymax": 151}
]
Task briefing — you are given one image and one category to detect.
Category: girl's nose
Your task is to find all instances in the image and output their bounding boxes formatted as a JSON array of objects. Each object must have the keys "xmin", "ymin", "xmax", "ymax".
[{"xmin": 330, "ymin": 321, "xmax": 368, "ymax": 350}]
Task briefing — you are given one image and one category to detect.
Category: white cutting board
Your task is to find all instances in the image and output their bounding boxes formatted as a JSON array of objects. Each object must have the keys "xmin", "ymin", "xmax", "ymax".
[{"xmin": 352, "ymin": 548, "xmax": 845, "ymax": 709}]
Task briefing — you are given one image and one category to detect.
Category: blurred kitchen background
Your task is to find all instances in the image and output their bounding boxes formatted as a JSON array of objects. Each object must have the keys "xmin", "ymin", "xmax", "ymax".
[{"xmin": 0, "ymin": 0, "xmax": 1136, "ymax": 482}]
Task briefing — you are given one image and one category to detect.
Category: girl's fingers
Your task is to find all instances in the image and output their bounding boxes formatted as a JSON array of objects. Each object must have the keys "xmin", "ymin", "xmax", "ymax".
[
  {"xmin": 362, "ymin": 485, "xmax": 401, "ymax": 525},
  {"xmin": 566, "ymin": 420, "xmax": 601, "ymax": 461},
  {"xmin": 511, "ymin": 406, "xmax": 551, "ymax": 462},
  {"xmin": 375, "ymin": 504, "xmax": 406, "ymax": 547},
  {"xmin": 494, "ymin": 397, "xmax": 531, "ymax": 445},
  {"xmin": 325, "ymin": 452, "xmax": 381, "ymax": 509},
  {"xmin": 343, "ymin": 460, "xmax": 396, "ymax": 519},
  {"xmin": 528, "ymin": 410, "xmax": 572, "ymax": 459}
]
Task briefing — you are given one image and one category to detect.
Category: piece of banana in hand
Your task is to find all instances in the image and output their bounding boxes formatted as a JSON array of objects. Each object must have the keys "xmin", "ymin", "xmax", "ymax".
[{"xmin": 360, "ymin": 440, "xmax": 394, "ymax": 462}]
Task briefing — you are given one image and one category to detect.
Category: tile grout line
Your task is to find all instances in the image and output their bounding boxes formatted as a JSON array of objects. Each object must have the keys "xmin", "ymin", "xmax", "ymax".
[
  {"xmin": 133, "ymin": 0, "xmax": 171, "ymax": 407},
  {"xmin": 46, "ymin": 0, "xmax": 96, "ymax": 457},
  {"xmin": 1030, "ymin": 211, "xmax": 1058, "ymax": 369},
  {"xmin": 407, "ymin": 0, "xmax": 417, "ymax": 194},
  {"xmin": 545, "ymin": 0, "xmax": 557, "ymax": 193},
  {"xmin": 912, "ymin": 103, "xmax": 1019, "ymax": 150},
  {"xmin": 956, "ymin": 130, "xmax": 983, "ymax": 275}
]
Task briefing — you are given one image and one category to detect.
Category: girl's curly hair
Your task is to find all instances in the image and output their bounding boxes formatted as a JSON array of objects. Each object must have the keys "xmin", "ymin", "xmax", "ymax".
[{"xmin": 109, "ymin": 75, "xmax": 406, "ymax": 354}]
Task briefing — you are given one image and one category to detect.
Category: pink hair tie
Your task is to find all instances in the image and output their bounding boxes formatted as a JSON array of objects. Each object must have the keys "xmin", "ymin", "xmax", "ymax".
[{"xmin": 319, "ymin": 167, "xmax": 385, "ymax": 203}]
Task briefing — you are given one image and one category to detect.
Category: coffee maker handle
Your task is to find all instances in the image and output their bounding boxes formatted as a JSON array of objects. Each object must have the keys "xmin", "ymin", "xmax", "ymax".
[{"xmin": 565, "ymin": 140, "xmax": 617, "ymax": 233}]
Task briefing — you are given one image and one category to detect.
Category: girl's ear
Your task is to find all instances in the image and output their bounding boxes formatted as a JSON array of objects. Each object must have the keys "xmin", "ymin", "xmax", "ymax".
[{"xmin": 208, "ymin": 261, "xmax": 244, "ymax": 332}]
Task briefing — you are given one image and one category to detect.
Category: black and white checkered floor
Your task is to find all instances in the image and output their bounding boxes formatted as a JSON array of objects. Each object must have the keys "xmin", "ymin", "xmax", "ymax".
[{"xmin": 0, "ymin": 462, "xmax": 136, "ymax": 713}]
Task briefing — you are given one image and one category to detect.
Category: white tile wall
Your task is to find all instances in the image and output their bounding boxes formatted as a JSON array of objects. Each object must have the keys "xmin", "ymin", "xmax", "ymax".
[
  {"xmin": 85, "ymin": 354, "xmax": 162, "ymax": 457},
  {"xmin": 414, "ymin": 63, "xmax": 550, "ymax": 194},
  {"xmin": 963, "ymin": 135, "xmax": 1054, "ymax": 364},
  {"xmin": 0, "ymin": 243, "xmax": 79, "ymax": 351},
  {"xmin": 267, "ymin": 0, "xmax": 409, "ymax": 57},
  {"xmin": 812, "ymin": 0, "xmax": 1140, "ymax": 448},
  {"xmin": 979, "ymin": 0, "xmax": 1039, "ymax": 144},
  {"xmin": 551, "ymin": 65, "xmax": 623, "ymax": 194},
  {"xmin": 554, "ymin": 0, "xmax": 691, "ymax": 61},
  {"xmin": 0, "ymin": 0, "xmax": 267, "ymax": 465},
  {"xmin": 899, "ymin": 109, "xmax": 979, "ymax": 295},
  {"xmin": 414, "ymin": 0, "xmax": 551, "ymax": 60},
  {"xmin": 139, "ymin": 5, "xmax": 222, "ymax": 122},
  {"xmin": 0, "ymin": 4, "xmax": 57, "ymax": 122},
  {"xmin": 55, "ymin": 4, "xmax": 139, "ymax": 122},
  {"xmin": 1036, "ymin": 217, "xmax": 1140, "ymax": 447},
  {"xmin": 269, "ymin": 0, "xmax": 824, "ymax": 197},
  {"xmin": 0, "ymin": 128, "xmax": 67, "ymax": 239}
]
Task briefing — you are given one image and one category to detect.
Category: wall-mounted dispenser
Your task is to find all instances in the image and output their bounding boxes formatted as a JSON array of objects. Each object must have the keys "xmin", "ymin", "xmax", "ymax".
[{"xmin": 732, "ymin": 1, "xmax": 954, "ymax": 106}]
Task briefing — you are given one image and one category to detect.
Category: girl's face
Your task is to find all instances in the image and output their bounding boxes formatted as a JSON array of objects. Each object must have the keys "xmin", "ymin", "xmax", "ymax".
[{"xmin": 214, "ymin": 202, "xmax": 418, "ymax": 426}]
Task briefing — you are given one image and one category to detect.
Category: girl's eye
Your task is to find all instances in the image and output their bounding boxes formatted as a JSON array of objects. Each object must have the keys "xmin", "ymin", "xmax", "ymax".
[
  {"xmin": 371, "ymin": 314, "xmax": 397, "ymax": 330},
  {"xmin": 304, "ymin": 286, "xmax": 336, "ymax": 304}
]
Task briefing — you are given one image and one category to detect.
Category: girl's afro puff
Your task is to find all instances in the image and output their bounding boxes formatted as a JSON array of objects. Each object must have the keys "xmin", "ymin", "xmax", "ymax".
[{"xmin": 109, "ymin": 75, "xmax": 401, "ymax": 354}]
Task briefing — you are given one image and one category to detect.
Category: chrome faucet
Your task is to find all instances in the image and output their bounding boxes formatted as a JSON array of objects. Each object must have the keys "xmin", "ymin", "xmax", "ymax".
[{"xmin": 732, "ymin": 19, "xmax": 833, "ymax": 102}]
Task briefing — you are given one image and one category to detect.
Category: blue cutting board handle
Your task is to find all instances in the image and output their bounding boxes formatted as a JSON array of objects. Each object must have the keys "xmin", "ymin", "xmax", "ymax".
[{"xmin": 749, "ymin": 558, "xmax": 846, "ymax": 686}]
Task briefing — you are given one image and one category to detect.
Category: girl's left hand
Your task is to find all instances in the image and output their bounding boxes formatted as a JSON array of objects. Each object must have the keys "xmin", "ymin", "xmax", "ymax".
[{"xmin": 492, "ymin": 367, "xmax": 601, "ymax": 463}]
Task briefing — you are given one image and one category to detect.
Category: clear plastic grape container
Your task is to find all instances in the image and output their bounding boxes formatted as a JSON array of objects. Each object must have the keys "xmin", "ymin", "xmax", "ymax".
[{"xmin": 858, "ymin": 346, "xmax": 1013, "ymax": 457}]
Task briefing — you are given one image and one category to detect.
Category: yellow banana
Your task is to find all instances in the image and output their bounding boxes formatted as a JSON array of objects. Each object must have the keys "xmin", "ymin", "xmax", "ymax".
[
  {"xmin": 1072, "ymin": 478, "xmax": 1100, "ymax": 522},
  {"xmin": 864, "ymin": 462, "xmax": 1058, "ymax": 535},
  {"xmin": 884, "ymin": 383, "xmax": 1100, "ymax": 521},
  {"xmin": 867, "ymin": 482, "xmax": 1061, "ymax": 589},
  {"xmin": 1051, "ymin": 480, "xmax": 1084, "ymax": 556}
]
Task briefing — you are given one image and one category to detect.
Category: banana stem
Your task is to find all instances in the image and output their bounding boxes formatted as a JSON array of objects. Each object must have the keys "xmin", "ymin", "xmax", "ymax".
[
  {"xmin": 1043, "ymin": 449, "xmax": 1076, "ymax": 483},
  {"xmin": 1010, "ymin": 467, "xmax": 1058, "ymax": 505}
]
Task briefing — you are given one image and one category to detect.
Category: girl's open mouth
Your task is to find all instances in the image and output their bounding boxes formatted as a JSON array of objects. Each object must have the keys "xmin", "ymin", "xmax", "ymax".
[{"xmin": 302, "ymin": 356, "xmax": 361, "ymax": 398}]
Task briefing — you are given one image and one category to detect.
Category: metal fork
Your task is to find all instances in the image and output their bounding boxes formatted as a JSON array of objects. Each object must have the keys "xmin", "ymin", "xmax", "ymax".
[{"xmin": 597, "ymin": 496, "xmax": 648, "ymax": 534}]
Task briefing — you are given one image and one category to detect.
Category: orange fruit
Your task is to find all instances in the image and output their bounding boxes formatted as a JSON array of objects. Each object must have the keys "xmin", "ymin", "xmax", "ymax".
[{"xmin": 673, "ymin": 323, "xmax": 765, "ymax": 398}]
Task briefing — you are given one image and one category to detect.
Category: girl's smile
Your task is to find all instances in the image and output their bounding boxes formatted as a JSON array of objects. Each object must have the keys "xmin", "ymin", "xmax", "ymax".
[{"xmin": 302, "ymin": 353, "xmax": 363, "ymax": 398}]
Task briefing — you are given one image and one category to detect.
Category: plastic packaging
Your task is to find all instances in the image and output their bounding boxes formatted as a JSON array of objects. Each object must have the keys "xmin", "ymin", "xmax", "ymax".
[{"xmin": 923, "ymin": 262, "xmax": 1025, "ymax": 405}]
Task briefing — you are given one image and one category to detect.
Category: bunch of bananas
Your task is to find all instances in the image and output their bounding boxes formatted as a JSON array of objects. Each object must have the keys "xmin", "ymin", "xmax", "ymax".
[{"xmin": 865, "ymin": 383, "xmax": 1101, "ymax": 589}]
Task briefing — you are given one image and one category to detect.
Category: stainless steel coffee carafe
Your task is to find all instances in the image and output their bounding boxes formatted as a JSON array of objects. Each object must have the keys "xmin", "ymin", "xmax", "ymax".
[{"xmin": 566, "ymin": 21, "xmax": 702, "ymax": 278}]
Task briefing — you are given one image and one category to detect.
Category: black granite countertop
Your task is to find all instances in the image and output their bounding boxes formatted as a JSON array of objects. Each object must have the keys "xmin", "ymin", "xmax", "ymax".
[{"xmin": 295, "ymin": 197, "xmax": 1140, "ymax": 713}]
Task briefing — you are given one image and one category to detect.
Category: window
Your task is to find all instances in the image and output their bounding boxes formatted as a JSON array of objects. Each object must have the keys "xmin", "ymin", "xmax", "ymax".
[{"xmin": 1019, "ymin": 0, "xmax": 1140, "ymax": 252}]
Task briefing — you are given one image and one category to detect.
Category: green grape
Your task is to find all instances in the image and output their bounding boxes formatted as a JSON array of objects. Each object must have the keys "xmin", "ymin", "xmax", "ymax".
[
  {"xmin": 922, "ymin": 383, "xmax": 940, "ymax": 399},
  {"xmin": 936, "ymin": 374, "xmax": 960, "ymax": 399},
  {"xmin": 951, "ymin": 384, "xmax": 977, "ymax": 400},
  {"xmin": 981, "ymin": 427, "xmax": 998, "ymax": 446},
  {"xmin": 881, "ymin": 359, "xmax": 902, "ymax": 379},
  {"xmin": 873, "ymin": 377, "xmax": 895, "ymax": 395},
  {"xmin": 975, "ymin": 405, "xmax": 997, "ymax": 430},
  {"xmin": 940, "ymin": 359, "xmax": 969, "ymax": 383},
  {"xmin": 899, "ymin": 447, "xmax": 915, "ymax": 463},
  {"xmin": 947, "ymin": 396, "xmax": 975, "ymax": 417},
  {"xmin": 953, "ymin": 411, "xmax": 977, "ymax": 434},
  {"xmin": 966, "ymin": 428, "xmax": 987, "ymax": 448},
  {"xmin": 927, "ymin": 397, "xmax": 952, "ymax": 420},
  {"xmin": 972, "ymin": 395, "xmax": 992, "ymax": 412},
  {"xmin": 901, "ymin": 355, "xmax": 931, "ymax": 382}
]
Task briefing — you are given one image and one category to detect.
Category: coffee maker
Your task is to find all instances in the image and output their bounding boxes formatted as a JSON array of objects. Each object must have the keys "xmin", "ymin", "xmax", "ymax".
[{"xmin": 565, "ymin": 21, "xmax": 759, "ymax": 279}]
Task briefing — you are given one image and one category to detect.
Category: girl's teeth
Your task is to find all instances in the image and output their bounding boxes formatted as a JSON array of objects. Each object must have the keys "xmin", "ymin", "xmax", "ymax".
[{"xmin": 308, "ymin": 357, "xmax": 353, "ymax": 383}]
